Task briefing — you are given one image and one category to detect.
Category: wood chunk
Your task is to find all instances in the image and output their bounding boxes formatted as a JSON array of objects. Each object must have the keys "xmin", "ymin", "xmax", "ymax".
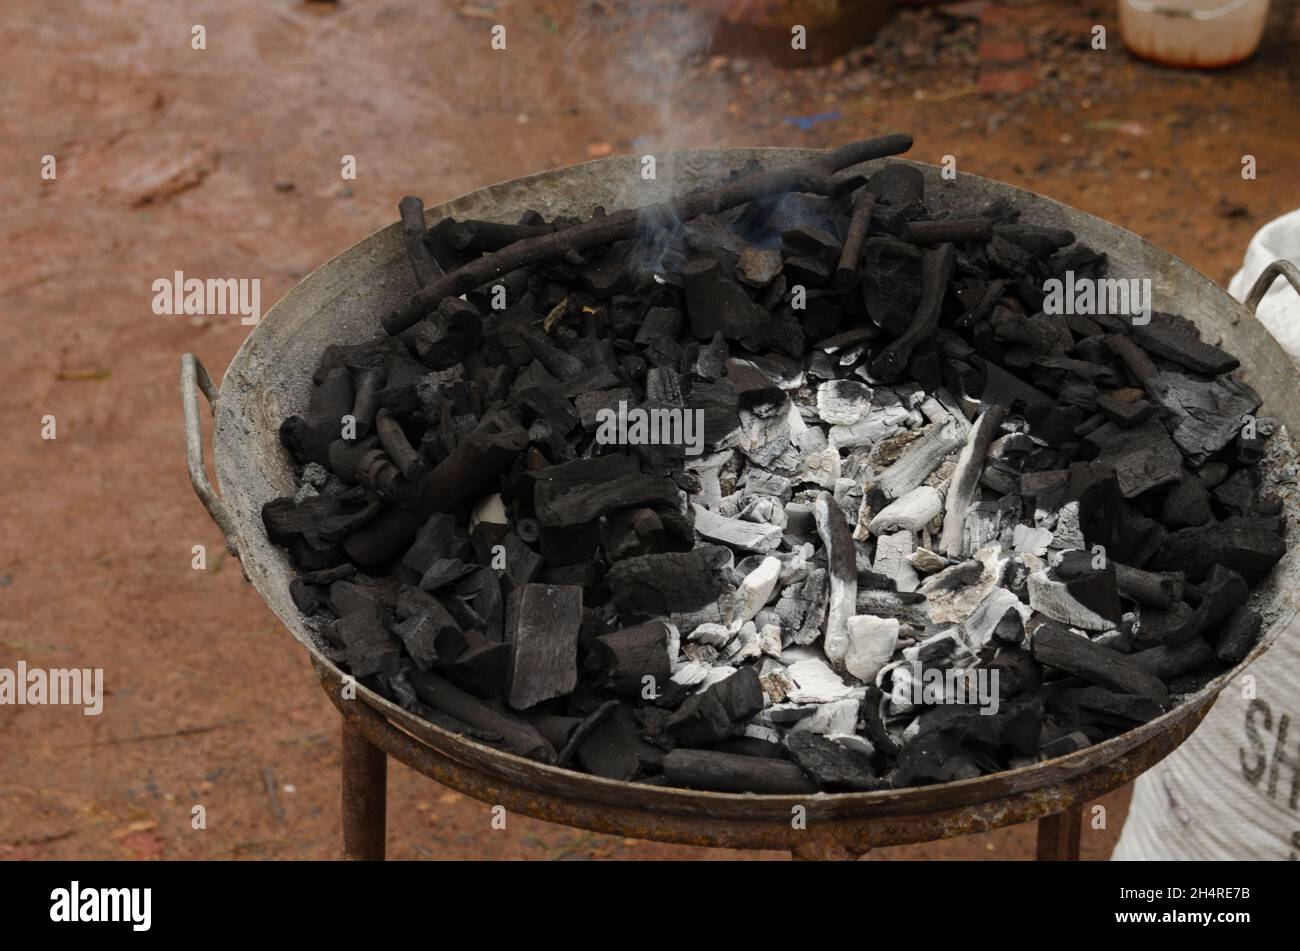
[
  {"xmin": 1029, "ymin": 618, "xmax": 1168, "ymax": 705},
  {"xmin": 504, "ymin": 584, "xmax": 582, "ymax": 710},
  {"xmin": 1215, "ymin": 605, "xmax": 1263, "ymax": 664},
  {"xmin": 662, "ymin": 748, "xmax": 818, "ymax": 794},
  {"xmin": 874, "ymin": 530, "xmax": 920, "ymax": 594},
  {"xmin": 784, "ymin": 732, "xmax": 881, "ymax": 790}
]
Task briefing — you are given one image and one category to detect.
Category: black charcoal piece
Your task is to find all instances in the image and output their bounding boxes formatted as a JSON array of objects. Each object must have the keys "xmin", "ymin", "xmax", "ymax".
[
  {"xmin": 504, "ymin": 583, "xmax": 582, "ymax": 710},
  {"xmin": 662, "ymin": 749, "xmax": 818, "ymax": 794},
  {"xmin": 1029, "ymin": 618, "xmax": 1168, "ymax": 706},
  {"xmin": 586, "ymin": 620, "xmax": 673, "ymax": 699},
  {"xmin": 1214, "ymin": 606, "xmax": 1263, "ymax": 664},
  {"xmin": 409, "ymin": 670, "xmax": 555, "ymax": 762},
  {"xmin": 784, "ymin": 732, "xmax": 881, "ymax": 791},
  {"xmin": 607, "ymin": 548, "xmax": 728, "ymax": 617},
  {"xmin": 664, "ymin": 668, "xmax": 764, "ymax": 747}
]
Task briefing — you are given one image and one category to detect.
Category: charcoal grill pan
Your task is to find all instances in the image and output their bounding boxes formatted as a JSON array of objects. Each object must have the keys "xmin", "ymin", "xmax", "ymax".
[{"xmin": 182, "ymin": 149, "xmax": 1300, "ymax": 860}]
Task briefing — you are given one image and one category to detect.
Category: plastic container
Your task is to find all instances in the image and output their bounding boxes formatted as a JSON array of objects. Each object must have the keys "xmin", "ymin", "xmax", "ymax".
[{"xmin": 1119, "ymin": 0, "xmax": 1270, "ymax": 68}]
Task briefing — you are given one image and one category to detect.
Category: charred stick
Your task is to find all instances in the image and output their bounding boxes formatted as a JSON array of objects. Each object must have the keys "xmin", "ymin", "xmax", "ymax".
[
  {"xmin": 398, "ymin": 196, "xmax": 444, "ymax": 287},
  {"xmin": 870, "ymin": 242, "xmax": 954, "ymax": 382},
  {"xmin": 382, "ymin": 134, "xmax": 914, "ymax": 334},
  {"xmin": 375, "ymin": 407, "xmax": 422, "ymax": 478},
  {"xmin": 662, "ymin": 748, "xmax": 818, "ymax": 794},
  {"xmin": 900, "ymin": 218, "xmax": 993, "ymax": 246},
  {"xmin": 835, "ymin": 190, "xmax": 877, "ymax": 289},
  {"xmin": 446, "ymin": 219, "xmax": 557, "ymax": 252}
]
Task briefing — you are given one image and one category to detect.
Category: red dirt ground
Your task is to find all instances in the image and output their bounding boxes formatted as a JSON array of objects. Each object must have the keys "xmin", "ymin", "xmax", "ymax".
[{"xmin": 3, "ymin": 0, "xmax": 1299, "ymax": 860}]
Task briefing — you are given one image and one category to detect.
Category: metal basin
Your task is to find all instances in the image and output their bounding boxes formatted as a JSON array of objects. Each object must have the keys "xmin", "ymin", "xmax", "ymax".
[{"xmin": 182, "ymin": 148, "xmax": 1300, "ymax": 850}]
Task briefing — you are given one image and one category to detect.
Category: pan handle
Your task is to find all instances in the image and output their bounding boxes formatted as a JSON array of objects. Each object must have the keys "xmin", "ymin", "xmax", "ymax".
[
  {"xmin": 1244, "ymin": 259, "xmax": 1300, "ymax": 316},
  {"xmin": 181, "ymin": 353, "xmax": 241, "ymax": 558}
]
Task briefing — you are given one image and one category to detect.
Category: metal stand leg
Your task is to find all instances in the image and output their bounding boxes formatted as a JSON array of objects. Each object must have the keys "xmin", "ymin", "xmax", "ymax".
[
  {"xmin": 341, "ymin": 718, "xmax": 387, "ymax": 860},
  {"xmin": 1035, "ymin": 808, "xmax": 1082, "ymax": 861}
]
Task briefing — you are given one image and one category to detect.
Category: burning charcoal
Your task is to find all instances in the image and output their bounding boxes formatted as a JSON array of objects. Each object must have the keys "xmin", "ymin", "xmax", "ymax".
[
  {"xmin": 784, "ymin": 732, "xmax": 881, "ymax": 790},
  {"xmin": 959, "ymin": 587, "xmax": 1030, "ymax": 650},
  {"xmin": 586, "ymin": 620, "xmax": 673, "ymax": 699},
  {"xmin": 504, "ymin": 583, "xmax": 582, "ymax": 710},
  {"xmin": 409, "ymin": 670, "xmax": 555, "ymax": 762},
  {"xmin": 1214, "ymin": 606, "xmax": 1263, "ymax": 664},
  {"xmin": 876, "ymin": 413, "xmax": 968, "ymax": 501},
  {"xmin": 662, "ymin": 748, "xmax": 818, "ymax": 794},
  {"xmin": 664, "ymin": 667, "xmax": 764, "ymax": 747},
  {"xmin": 784, "ymin": 654, "xmax": 857, "ymax": 704},
  {"xmin": 873, "ymin": 531, "xmax": 920, "ymax": 594},
  {"xmin": 1029, "ymin": 618, "xmax": 1168, "ymax": 706}
]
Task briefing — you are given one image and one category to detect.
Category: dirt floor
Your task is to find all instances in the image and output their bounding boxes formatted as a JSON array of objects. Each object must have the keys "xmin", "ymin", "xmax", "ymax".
[{"xmin": 3, "ymin": 0, "xmax": 1299, "ymax": 861}]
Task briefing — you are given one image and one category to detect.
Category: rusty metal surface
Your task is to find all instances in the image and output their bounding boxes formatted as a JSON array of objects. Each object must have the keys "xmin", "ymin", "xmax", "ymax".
[
  {"xmin": 316, "ymin": 659, "xmax": 1213, "ymax": 853},
  {"xmin": 340, "ymin": 719, "xmax": 387, "ymax": 861},
  {"xmin": 189, "ymin": 147, "xmax": 1300, "ymax": 833}
]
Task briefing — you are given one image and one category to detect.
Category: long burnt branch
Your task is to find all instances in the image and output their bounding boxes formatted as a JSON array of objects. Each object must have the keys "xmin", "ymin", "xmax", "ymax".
[{"xmin": 381, "ymin": 133, "xmax": 914, "ymax": 335}]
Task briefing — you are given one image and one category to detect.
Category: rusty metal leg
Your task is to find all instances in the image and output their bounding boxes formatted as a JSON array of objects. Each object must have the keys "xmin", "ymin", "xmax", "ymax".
[
  {"xmin": 1035, "ymin": 808, "xmax": 1082, "ymax": 861},
  {"xmin": 341, "ymin": 718, "xmax": 387, "ymax": 860}
]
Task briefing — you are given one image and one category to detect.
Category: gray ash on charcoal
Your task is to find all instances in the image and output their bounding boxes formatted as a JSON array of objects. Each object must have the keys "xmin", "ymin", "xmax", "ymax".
[{"xmin": 262, "ymin": 135, "xmax": 1287, "ymax": 793}]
